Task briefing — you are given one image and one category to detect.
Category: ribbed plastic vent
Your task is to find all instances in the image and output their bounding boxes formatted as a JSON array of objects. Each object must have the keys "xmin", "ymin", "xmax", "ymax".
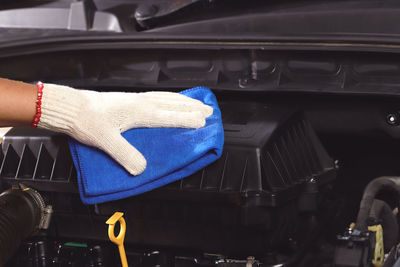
[
  {"xmin": 0, "ymin": 128, "xmax": 76, "ymax": 193},
  {"xmin": 167, "ymin": 119, "xmax": 332, "ymax": 194},
  {"xmin": 163, "ymin": 103, "xmax": 335, "ymax": 207},
  {"xmin": 262, "ymin": 120, "xmax": 323, "ymax": 191}
]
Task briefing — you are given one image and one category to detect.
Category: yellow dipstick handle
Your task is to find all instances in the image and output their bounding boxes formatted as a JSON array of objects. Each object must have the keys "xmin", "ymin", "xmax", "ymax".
[{"xmin": 106, "ymin": 212, "xmax": 128, "ymax": 267}]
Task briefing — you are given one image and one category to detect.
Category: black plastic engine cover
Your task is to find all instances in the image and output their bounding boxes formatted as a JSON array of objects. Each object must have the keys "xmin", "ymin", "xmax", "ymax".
[{"xmin": 0, "ymin": 101, "xmax": 336, "ymax": 255}]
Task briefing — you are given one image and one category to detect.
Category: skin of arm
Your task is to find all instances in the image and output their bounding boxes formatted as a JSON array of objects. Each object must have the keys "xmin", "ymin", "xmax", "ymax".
[{"xmin": 0, "ymin": 78, "xmax": 36, "ymax": 127}]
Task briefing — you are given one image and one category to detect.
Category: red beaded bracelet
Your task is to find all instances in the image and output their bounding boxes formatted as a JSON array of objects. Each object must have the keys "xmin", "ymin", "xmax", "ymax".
[{"xmin": 30, "ymin": 82, "xmax": 44, "ymax": 128}]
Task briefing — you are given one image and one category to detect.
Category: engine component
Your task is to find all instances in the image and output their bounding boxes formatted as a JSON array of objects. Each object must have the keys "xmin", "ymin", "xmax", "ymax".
[
  {"xmin": 106, "ymin": 212, "xmax": 128, "ymax": 267},
  {"xmin": 96, "ymin": 102, "xmax": 337, "ymax": 255},
  {"xmin": 335, "ymin": 177, "xmax": 400, "ymax": 267},
  {"xmin": 0, "ymin": 185, "xmax": 48, "ymax": 265},
  {"xmin": 0, "ymin": 102, "xmax": 336, "ymax": 258},
  {"xmin": 7, "ymin": 239, "xmax": 264, "ymax": 267},
  {"xmin": 369, "ymin": 199, "xmax": 399, "ymax": 252},
  {"xmin": 6, "ymin": 240, "xmax": 107, "ymax": 267},
  {"xmin": 356, "ymin": 177, "xmax": 400, "ymax": 232},
  {"xmin": 334, "ymin": 226, "xmax": 375, "ymax": 267},
  {"xmin": 335, "ymin": 198, "xmax": 399, "ymax": 267}
]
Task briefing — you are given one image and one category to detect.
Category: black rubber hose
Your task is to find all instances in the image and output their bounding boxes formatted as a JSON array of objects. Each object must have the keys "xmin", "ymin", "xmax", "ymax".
[
  {"xmin": 356, "ymin": 176, "xmax": 400, "ymax": 231},
  {"xmin": 369, "ymin": 199, "xmax": 398, "ymax": 252},
  {"xmin": 0, "ymin": 188, "xmax": 44, "ymax": 266}
]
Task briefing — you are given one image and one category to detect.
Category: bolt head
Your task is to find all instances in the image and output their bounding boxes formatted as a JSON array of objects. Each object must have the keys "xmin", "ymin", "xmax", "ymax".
[{"xmin": 387, "ymin": 113, "xmax": 399, "ymax": 126}]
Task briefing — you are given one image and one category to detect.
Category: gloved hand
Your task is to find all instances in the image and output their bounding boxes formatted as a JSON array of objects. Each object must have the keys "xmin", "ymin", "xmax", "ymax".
[{"xmin": 37, "ymin": 84, "xmax": 213, "ymax": 175}]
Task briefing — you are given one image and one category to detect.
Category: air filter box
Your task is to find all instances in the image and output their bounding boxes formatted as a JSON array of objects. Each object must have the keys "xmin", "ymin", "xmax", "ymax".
[{"xmin": 0, "ymin": 101, "xmax": 335, "ymax": 255}]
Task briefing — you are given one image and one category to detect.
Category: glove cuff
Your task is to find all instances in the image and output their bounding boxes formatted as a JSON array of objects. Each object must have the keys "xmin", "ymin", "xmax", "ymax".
[{"xmin": 37, "ymin": 83, "xmax": 86, "ymax": 135}]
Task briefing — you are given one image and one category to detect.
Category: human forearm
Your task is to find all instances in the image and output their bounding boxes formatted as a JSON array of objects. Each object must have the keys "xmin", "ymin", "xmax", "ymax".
[{"xmin": 0, "ymin": 78, "xmax": 36, "ymax": 126}]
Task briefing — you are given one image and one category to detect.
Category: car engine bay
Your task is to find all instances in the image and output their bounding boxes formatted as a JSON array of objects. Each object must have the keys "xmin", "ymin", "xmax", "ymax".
[{"xmin": 2, "ymin": 0, "xmax": 400, "ymax": 266}]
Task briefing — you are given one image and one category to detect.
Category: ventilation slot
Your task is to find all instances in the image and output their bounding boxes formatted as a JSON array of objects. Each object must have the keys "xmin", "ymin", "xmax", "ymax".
[
  {"xmin": 52, "ymin": 145, "xmax": 73, "ymax": 181},
  {"xmin": 0, "ymin": 144, "xmax": 20, "ymax": 178},
  {"xmin": 34, "ymin": 144, "xmax": 54, "ymax": 180},
  {"xmin": 16, "ymin": 145, "xmax": 36, "ymax": 179}
]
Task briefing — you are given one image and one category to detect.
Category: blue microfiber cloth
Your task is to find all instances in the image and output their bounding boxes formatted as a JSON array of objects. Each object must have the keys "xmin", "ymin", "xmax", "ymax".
[{"xmin": 68, "ymin": 87, "xmax": 224, "ymax": 204}]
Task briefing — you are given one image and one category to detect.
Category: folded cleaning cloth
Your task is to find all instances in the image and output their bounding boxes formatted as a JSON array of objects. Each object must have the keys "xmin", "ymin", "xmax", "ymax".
[{"xmin": 68, "ymin": 87, "xmax": 224, "ymax": 204}]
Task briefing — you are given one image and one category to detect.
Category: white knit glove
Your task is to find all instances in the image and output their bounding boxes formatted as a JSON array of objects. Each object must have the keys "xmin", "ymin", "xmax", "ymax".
[{"xmin": 37, "ymin": 84, "xmax": 213, "ymax": 175}]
